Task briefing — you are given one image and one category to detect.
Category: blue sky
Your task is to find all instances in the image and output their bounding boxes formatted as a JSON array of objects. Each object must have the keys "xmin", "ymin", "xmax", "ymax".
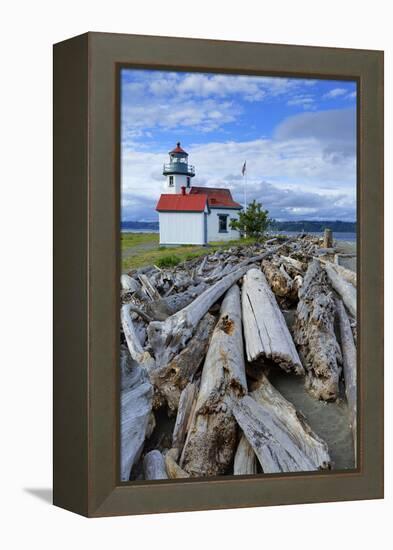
[{"xmin": 121, "ymin": 69, "xmax": 357, "ymax": 222}]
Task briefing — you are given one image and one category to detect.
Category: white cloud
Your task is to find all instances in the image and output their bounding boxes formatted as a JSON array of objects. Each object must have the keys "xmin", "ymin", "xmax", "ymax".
[
  {"xmin": 121, "ymin": 133, "xmax": 356, "ymax": 221},
  {"xmin": 286, "ymin": 94, "xmax": 315, "ymax": 109},
  {"xmin": 323, "ymin": 88, "xmax": 348, "ymax": 99}
]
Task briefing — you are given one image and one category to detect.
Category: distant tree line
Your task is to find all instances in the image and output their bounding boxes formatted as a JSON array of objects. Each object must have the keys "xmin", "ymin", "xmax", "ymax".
[
  {"xmin": 268, "ymin": 220, "xmax": 356, "ymax": 233},
  {"xmin": 121, "ymin": 215, "xmax": 356, "ymax": 235}
]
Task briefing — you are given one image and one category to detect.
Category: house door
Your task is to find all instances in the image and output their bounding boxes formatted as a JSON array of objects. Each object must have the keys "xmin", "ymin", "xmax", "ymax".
[{"xmin": 204, "ymin": 213, "xmax": 208, "ymax": 244}]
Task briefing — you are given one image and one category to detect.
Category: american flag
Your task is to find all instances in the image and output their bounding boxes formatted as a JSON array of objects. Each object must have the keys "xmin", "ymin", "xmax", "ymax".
[{"xmin": 242, "ymin": 161, "xmax": 247, "ymax": 176}]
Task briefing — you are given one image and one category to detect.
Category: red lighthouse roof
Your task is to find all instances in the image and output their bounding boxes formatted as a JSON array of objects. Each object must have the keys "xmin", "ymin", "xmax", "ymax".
[
  {"xmin": 190, "ymin": 186, "xmax": 242, "ymax": 209},
  {"xmin": 169, "ymin": 142, "xmax": 188, "ymax": 155},
  {"xmin": 156, "ymin": 193, "xmax": 208, "ymax": 212}
]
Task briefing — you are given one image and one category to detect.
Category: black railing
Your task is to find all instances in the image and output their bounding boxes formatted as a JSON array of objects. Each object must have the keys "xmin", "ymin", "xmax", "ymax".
[{"xmin": 163, "ymin": 163, "xmax": 195, "ymax": 175}]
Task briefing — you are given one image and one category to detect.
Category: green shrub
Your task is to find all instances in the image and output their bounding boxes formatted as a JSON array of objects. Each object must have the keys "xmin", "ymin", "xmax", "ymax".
[{"xmin": 156, "ymin": 255, "xmax": 181, "ymax": 268}]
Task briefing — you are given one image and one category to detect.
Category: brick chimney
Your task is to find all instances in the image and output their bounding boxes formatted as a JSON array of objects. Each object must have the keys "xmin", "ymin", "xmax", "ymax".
[{"xmin": 181, "ymin": 186, "xmax": 186, "ymax": 195}]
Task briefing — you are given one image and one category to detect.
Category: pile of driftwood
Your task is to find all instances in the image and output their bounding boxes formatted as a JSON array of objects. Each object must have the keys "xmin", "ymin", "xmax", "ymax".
[{"xmin": 120, "ymin": 234, "xmax": 357, "ymax": 481}]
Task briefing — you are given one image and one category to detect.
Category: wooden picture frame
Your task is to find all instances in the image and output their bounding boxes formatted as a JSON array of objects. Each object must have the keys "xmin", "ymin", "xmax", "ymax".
[{"xmin": 53, "ymin": 32, "xmax": 384, "ymax": 517}]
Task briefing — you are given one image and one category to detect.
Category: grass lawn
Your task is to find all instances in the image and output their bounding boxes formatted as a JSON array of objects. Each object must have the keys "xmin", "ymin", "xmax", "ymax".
[{"xmin": 121, "ymin": 232, "xmax": 257, "ymax": 270}]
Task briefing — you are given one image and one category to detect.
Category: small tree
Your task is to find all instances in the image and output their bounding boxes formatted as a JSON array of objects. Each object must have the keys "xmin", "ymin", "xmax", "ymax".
[{"xmin": 230, "ymin": 200, "xmax": 270, "ymax": 240}]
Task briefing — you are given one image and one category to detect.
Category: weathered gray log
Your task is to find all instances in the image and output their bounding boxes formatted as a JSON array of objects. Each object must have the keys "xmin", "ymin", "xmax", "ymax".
[
  {"xmin": 336, "ymin": 299, "xmax": 357, "ymax": 458},
  {"xmin": 323, "ymin": 228, "xmax": 333, "ymax": 248},
  {"xmin": 121, "ymin": 274, "xmax": 141, "ymax": 292},
  {"xmin": 324, "ymin": 262, "xmax": 356, "ymax": 317},
  {"xmin": 280, "ymin": 255, "xmax": 306, "ymax": 273},
  {"xmin": 242, "ymin": 269, "xmax": 304, "ymax": 374},
  {"xmin": 121, "ymin": 303, "xmax": 155, "ymax": 371},
  {"xmin": 197, "ymin": 255, "xmax": 208, "ymax": 275},
  {"xmin": 317, "ymin": 258, "xmax": 356, "ymax": 287},
  {"xmin": 232, "ymin": 374, "xmax": 331, "ymax": 473},
  {"xmin": 120, "ymin": 348, "xmax": 154, "ymax": 481},
  {"xmin": 181, "ymin": 285, "xmax": 247, "ymax": 477},
  {"xmin": 149, "ymin": 314, "xmax": 216, "ymax": 411},
  {"xmin": 172, "ymin": 382, "xmax": 198, "ymax": 448},
  {"xmin": 143, "ymin": 450, "xmax": 168, "ymax": 480},
  {"xmin": 147, "ymin": 263, "xmax": 255, "ymax": 368},
  {"xmin": 165, "ymin": 448, "xmax": 190, "ymax": 479},
  {"xmin": 261, "ymin": 259, "xmax": 293, "ymax": 298},
  {"xmin": 233, "ymin": 435, "xmax": 257, "ymax": 475},
  {"xmin": 145, "ymin": 282, "xmax": 208, "ymax": 321},
  {"xmin": 138, "ymin": 273, "xmax": 161, "ymax": 301},
  {"xmin": 293, "ymin": 260, "xmax": 342, "ymax": 400},
  {"xmin": 315, "ymin": 247, "xmax": 336, "ymax": 256},
  {"xmin": 125, "ymin": 304, "xmax": 153, "ymax": 323}
]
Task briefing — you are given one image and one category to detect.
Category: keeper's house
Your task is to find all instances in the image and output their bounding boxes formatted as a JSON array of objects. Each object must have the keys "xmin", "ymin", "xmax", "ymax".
[{"xmin": 156, "ymin": 143, "xmax": 242, "ymax": 245}]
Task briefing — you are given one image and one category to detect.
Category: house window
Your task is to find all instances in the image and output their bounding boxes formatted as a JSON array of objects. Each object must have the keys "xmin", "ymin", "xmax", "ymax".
[
  {"xmin": 186, "ymin": 176, "xmax": 191, "ymax": 188},
  {"xmin": 218, "ymin": 214, "xmax": 228, "ymax": 233},
  {"xmin": 169, "ymin": 176, "xmax": 174, "ymax": 187}
]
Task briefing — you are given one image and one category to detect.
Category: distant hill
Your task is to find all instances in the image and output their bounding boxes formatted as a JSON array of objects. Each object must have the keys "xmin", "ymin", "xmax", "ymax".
[
  {"xmin": 268, "ymin": 220, "xmax": 356, "ymax": 233},
  {"xmin": 122, "ymin": 221, "xmax": 159, "ymax": 231}
]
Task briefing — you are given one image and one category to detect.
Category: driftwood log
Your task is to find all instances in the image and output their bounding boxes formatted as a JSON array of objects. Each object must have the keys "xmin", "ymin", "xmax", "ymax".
[
  {"xmin": 120, "ymin": 348, "xmax": 154, "ymax": 481},
  {"xmin": 165, "ymin": 448, "xmax": 190, "ymax": 479},
  {"xmin": 293, "ymin": 260, "xmax": 342, "ymax": 400},
  {"xmin": 172, "ymin": 382, "xmax": 198, "ymax": 448},
  {"xmin": 181, "ymin": 285, "xmax": 247, "ymax": 477},
  {"xmin": 147, "ymin": 263, "xmax": 256, "ymax": 368},
  {"xmin": 242, "ymin": 268, "xmax": 304, "ymax": 374},
  {"xmin": 261, "ymin": 259, "xmax": 294, "ymax": 298},
  {"xmin": 150, "ymin": 314, "xmax": 216, "ymax": 411},
  {"xmin": 317, "ymin": 258, "xmax": 356, "ymax": 287},
  {"xmin": 143, "ymin": 450, "xmax": 168, "ymax": 480},
  {"xmin": 324, "ymin": 262, "xmax": 356, "ymax": 317},
  {"xmin": 336, "ymin": 299, "xmax": 357, "ymax": 457},
  {"xmin": 145, "ymin": 282, "xmax": 208, "ymax": 321},
  {"xmin": 233, "ymin": 435, "xmax": 257, "ymax": 475},
  {"xmin": 121, "ymin": 303, "xmax": 155, "ymax": 371},
  {"xmin": 232, "ymin": 374, "xmax": 331, "ymax": 473}
]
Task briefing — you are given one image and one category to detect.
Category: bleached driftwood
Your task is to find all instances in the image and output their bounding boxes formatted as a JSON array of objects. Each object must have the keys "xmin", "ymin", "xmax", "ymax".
[
  {"xmin": 165, "ymin": 448, "xmax": 190, "ymax": 479},
  {"xmin": 121, "ymin": 303, "xmax": 155, "ymax": 371},
  {"xmin": 172, "ymin": 382, "xmax": 198, "ymax": 449},
  {"xmin": 143, "ymin": 450, "xmax": 168, "ymax": 480},
  {"xmin": 293, "ymin": 260, "xmax": 342, "ymax": 400},
  {"xmin": 181, "ymin": 285, "xmax": 247, "ymax": 477},
  {"xmin": 138, "ymin": 273, "xmax": 161, "ymax": 301},
  {"xmin": 120, "ymin": 348, "xmax": 154, "ymax": 481},
  {"xmin": 197, "ymin": 255, "xmax": 208, "ymax": 276},
  {"xmin": 280, "ymin": 255, "xmax": 306, "ymax": 273},
  {"xmin": 232, "ymin": 374, "xmax": 330, "ymax": 473},
  {"xmin": 242, "ymin": 269, "xmax": 304, "ymax": 374},
  {"xmin": 147, "ymin": 263, "xmax": 255, "ymax": 368},
  {"xmin": 261, "ymin": 259, "xmax": 293, "ymax": 298},
  {"xmin": 317, "ymin": 257, "xmax": 356, "ymax": 287},
  {"xmin": 336, "ymin": 299, "xmax": 357, "ymax": 456},
  {"xmin": 150, "ymin": 314, "xmax": 216, "ymax": 411},
  {"xmin": 121, "ymin": 274, "xmax": 141, "ymax": 292},
  {"xmin": 145, "ymin": 282, "xmax": 208, "ymax": 321},
  {"xmin": 233, "ymin": 435, "xmax": 257, "ymax": 475},
  {"xmin": 324, "ymin": 262, "xmax": 356, "ymax": 317}
]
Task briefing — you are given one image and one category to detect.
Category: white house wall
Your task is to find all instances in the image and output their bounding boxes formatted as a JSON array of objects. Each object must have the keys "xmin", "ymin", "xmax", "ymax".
[
  {"xmin": 159, "ymin": 211, "xmax": 205, "ymax": 245},
  {"xmin": 207, "ymin": 208, "xmax": 241, "ymax": 242}
]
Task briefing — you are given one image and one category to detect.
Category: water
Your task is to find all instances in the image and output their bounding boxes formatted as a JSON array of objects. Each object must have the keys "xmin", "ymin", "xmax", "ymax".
[{"xmin": 121, "ymin": 228, "xmax": 159, "ymax": 233}]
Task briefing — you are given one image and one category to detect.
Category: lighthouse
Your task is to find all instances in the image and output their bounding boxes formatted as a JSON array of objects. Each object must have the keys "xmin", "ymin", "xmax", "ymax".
[
  {"xmin": 156, "ymin": 143, "xmax": 242, "ymax": 245},
  {"xmin": 162, "ymin": 142, "xmax": 195, "ymax": 194}
]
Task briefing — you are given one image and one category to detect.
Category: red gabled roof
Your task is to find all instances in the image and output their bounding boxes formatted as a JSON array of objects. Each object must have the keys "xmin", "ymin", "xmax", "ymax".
[
  {"xmin": 169, "ymin": 142, "xmax": 188, "ymax": 155},
  {"xmin": 190, "ymin": 186, "xmax": 242, "ymax": 209},
  {"xmin": 156, "ymin": 194, "xmax": 207, "ymax": 212}
]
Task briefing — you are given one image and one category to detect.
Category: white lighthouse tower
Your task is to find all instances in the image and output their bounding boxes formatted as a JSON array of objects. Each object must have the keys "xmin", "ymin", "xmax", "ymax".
[{"xmin": 162, "ymin": 142, "xmax": 195, "ymax": 194}]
